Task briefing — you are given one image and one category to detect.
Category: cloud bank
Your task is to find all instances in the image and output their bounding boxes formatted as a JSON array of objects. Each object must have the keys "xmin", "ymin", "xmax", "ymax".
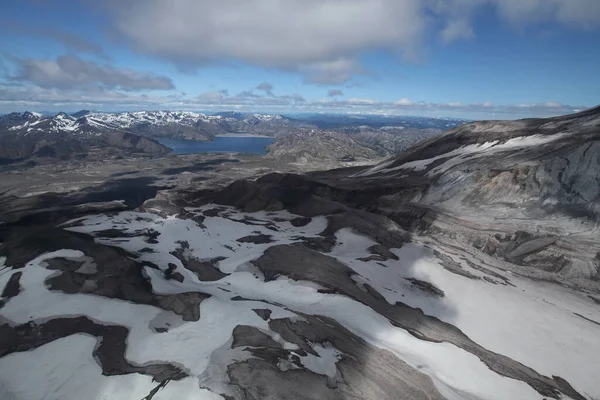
[
  {"xmin": 0, "ymin": 82, "xmax": 584, "ymax": 119},
  {"xmin": 9, "ymin": 55, "xmax": 174, "ymax": 91},
  {"xmin": 0, "ymin": 1, "xmax": 596, "ymax": 117},
  {"xmin": 105, "ymin": 0, "xmax": 600, "ymax": 83}
]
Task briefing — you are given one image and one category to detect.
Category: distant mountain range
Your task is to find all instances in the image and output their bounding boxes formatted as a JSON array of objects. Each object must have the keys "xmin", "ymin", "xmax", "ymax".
[
  {"xmin": 0, "ymin": 110, "xmax": 466, "ymax": 165},
  {"xmin": 0, "ymin": 111, "xmax": 310, "ymax": 165},
  {"xmin": 0, "ymin": 110, "xmax": 310, "ymax": 141},
  {"xmin": 289, "ymin": 113, "xmax": 469, "ymax": 130}
]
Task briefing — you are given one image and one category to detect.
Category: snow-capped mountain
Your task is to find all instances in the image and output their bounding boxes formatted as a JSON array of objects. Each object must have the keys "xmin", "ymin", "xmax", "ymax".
[
  {"xmin": 1, "ymin": 110, "xmax": 465, "ymax": 145},
  {"xmin": 1, "ymin": 110, "xmax": 306, "ymax": 141},
  {"xmin": 0, "ymin": 112, "xmax": 175, "ymax": 165},
  {"xmin": 3, "ymin": 111, "xmax": 217, "ymax": 138},
  {"xmin": 0, "ymin": 110, "xmax": 316, "ymax": 164},
  {"xmin": 0, "ymin": 110, "xmax": 466, "ymax": 165},
  {"xmin": 3, "ymin": 112, "xmax": 84, "ymax": 136},
  {"xmin": 81, "ymin": 111, "xmax": 223, "ymax": 130},
  {"xmin": 0, "ymin": 111, "xmax": 44, "ymax": 127}
]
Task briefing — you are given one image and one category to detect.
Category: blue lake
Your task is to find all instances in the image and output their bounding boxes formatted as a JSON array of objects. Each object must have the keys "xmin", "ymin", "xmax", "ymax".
[{"xmin": 158, "ymin": 136, "xmax": 275, "ymax": 155}]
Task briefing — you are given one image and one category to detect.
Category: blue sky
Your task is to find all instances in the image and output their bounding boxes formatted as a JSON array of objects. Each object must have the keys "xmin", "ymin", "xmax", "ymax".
[{"xmin": 0, "ymin": 0, "xmax": 598, "ymax": 119}]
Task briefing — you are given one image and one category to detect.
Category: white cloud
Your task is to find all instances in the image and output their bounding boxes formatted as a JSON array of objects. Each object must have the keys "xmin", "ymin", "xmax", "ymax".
[
  {"xmin": 9, "ymin": 55, "xmax": 174, "ymax": 91},
  {"xmin": 279, "ymin": 93, "xmax": 306, "ymax": 103},
  {"xmin": 347, "ymin": 98, "xmax": 381, "ymax": 105},
  {"xmin": 103, "ymin": 0, "xmax": 600, "ymax": 83},
  {"xmin": 298, "ymin": 58, "xmax": 364, "ymax": 84},
  {"xmin": 192, "ymin": 86, "xmax": 305, "ymax": 106},
  {"xmin": 237, "ymin": 90, "xmax": 260, "ymax": 98},
  {"xmin": 543, "ymin": 101, "xmax": 563, "ymax": 108},
  {"xmin": 395, "ymin": 98, "xmax": 414, "ymax": 106},
  {"xmin": 45, "ymin": 30, "xmax": 106, "ymax": 57},
  {"xmin": 106, "ymin": 0, "xmax": 425, "ymax": 83},
  {"xmin": 0, "ymin": 83, "xmax": 586, "ymax": 119}
]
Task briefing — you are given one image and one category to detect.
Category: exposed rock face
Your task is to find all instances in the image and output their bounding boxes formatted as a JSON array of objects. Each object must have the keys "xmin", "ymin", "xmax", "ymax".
[
  {"xmin": 0, "ymin": 317, "xmax": 188, "ymax": 382},
  {"xmin": 0, "ymin": 111, "xmax": 43, "ymax": 127},
  {"xmin": 102, "ymin": 131, "xmax": 169, "ymax": 154},
  {"xmin": 266, "ymin": 130, "xmax": 381, "ymax": 164},
  {"xmin": 0, "ymin": 225, "xmax": 210, "ymax": 321},
  {"xmin": 0, "ymin": 272, "xmax": 22, "ymax": 299},
  {"xmin": 224, "ymin": 315, "xmax": 447, "ymax": 400},
  {"xmin": 347, "ymin": 127, "xmax": 442, "ymax": 156},
  {"xmin": 328, "ymin": 106, "xmax": 600, "ymax": 281},
  {"xmin": 353, "ymin": 106, "xmax": 600, "ymax": 213}
]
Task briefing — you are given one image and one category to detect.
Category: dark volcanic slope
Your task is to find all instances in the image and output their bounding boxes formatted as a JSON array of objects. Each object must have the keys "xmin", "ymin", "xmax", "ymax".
[{"xmin": 0, "ymin": 130, "xmax": 169, "ymax": 165}]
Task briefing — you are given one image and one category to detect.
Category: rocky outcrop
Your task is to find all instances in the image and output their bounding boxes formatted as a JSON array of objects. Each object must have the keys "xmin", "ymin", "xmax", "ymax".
[
  {"xmin": 0, "ymin": 316, "xmax": 187, "ymax": 382},
  {"xmin": 348, "ymin": 127, "xmax": 441, "ymax": 156},
  {"xmin": 266, "ymin": 131, "xmax": 380, "ymax": 164},
  {"xmin": 222, "ymin": 314, "xmax": 447, "ymax": 400}
]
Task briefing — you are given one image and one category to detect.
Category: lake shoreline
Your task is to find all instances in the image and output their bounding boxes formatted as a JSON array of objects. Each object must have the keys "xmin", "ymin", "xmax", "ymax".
[{"xmin": 157, "ymin": 136, "xmax": 275, "ymax": 155}]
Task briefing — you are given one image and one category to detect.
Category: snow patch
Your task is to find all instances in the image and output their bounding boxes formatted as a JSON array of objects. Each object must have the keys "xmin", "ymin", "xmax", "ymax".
[{"xmin": 2, "ymin": 207, "xmax": 597, "ymax": 399}]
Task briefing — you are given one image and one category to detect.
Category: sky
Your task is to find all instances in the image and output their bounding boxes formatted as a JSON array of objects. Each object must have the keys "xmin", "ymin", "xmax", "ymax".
[{"xmin": 0, "ymin": 0, "xmax": 599, "ymax": 119}]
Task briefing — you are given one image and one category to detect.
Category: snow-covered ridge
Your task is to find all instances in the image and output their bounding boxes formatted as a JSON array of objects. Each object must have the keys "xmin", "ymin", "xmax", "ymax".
[
  {"xmin": 246, "ymin": 113, "xmax": 284, "ymax": 121},
  {"xmin": 2, "ymin": 111, "xmax": 290, "ymax": 136},
  {"xmin": 359, "ymin": 133, "xmax": 567, "ymax": 177},
  {"xmin": 7, "ymin": 112, "xmax": 84, "ymax": 134},
  {"xmin": 18, "ymin": 111, "xmax": 43, "ymax": 119},
  {"xmin": 83, "ymin": 110, "xmax": 222, "ymax": 129}
]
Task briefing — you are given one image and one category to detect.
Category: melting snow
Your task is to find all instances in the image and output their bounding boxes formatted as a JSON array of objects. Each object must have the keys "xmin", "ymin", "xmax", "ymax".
[
  {"xmin": 1, "ymin": 207, "xmax": 597, "ymax": 399},
  {"xmin": 330, "ymin": 228, "xmax": 600, "ymax": 397}
]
